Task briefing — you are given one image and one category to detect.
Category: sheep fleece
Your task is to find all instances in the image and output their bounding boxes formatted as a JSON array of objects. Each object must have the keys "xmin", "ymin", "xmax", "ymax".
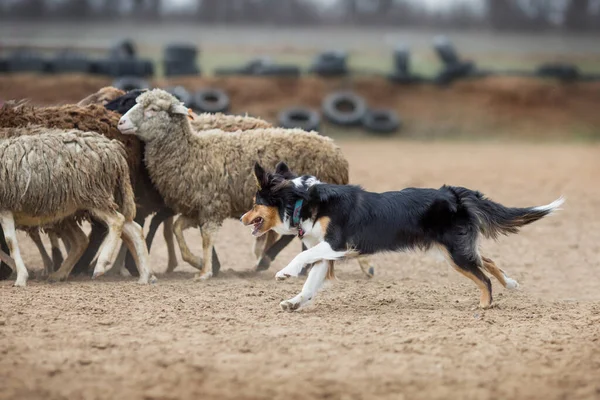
[
  {"xmin": 0, "ymin": 128, "xmax": 135, "ymax": 224},
  {"xmin": 144, "ymin": 127, "xmax": 349, "ymax": 223},
  {"xmin": 0, "ymin": 102, "xmax": 141, "ymax": 182}
]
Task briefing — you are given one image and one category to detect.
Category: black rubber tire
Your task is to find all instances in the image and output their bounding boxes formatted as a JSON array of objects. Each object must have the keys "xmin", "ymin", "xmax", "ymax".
[
  {"xmin": 48, "ymin": 51, "xmax": 91, "ymax": 74},
  {"xmin": 321, "ymin": 91, "xmax": 367, "ymax": 126},
  {"xmin": 165, "ymin": 86, "xmax": 193, "ymax": 107},
  {"xmin": 109, "ymin": 39, "xmax": 136, "ymax": 59},
  {"xmin": 105, "ymin": 59, "xmax": 154, "ymax": 78},
  {"xmin": 164, "ymin": 60, "xmax": 200, "ymax": 77},
  {"xmin": 309, "ymin": 51, "xmax": 348, "ymax": 76},
  {"xmin": 255, "ymin": 65, "xmax": 301, "ymax": 77},
  {"xmin": 278, "ymin": 107, "xmax": 320, "ymax": 131},
  {"xmin": 7, "ymin": 50, "xmax": 47, "ymax": 73},
  {"xmin": 536, "ymin": 63, "xmax": 580, "ymax": 82},
  {"xmin": 434, "ymin": 61, "xmax": 475, "ymax": 85},
  {"xmin": 112, "ymin": 77, "xmax": 150, "ymax": 92},
  {"xmin": 164, "ymin": 44, "xmax": 197, "ymax": 62},
  {"xmin": 362, "ymin": 109, "xmax": 401, "ymax": 135},
  {"xmin": 193, "ymin": 88, "xmax": 230, "ymax": 113}
]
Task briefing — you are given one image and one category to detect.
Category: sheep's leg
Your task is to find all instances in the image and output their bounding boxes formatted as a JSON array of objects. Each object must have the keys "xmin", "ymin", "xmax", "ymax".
[
  {"xmin": 123, "ymin": 212, "xmax": 148, "ymax": 277},
  {"xmin": 145, "ymin": 209, "xmax": 178, "ymax": 272},
  {"xmin": 71, "ymin": 221, "xmax": 107, "ymax": 276},
  {"xmin": 29, "ymin": 229, "xmax": 54, "ymax": 276},
  {"xmin": 173, "ymin": 216, "xmax": 203, "ymax": 270},
  {"xmin": 0, "ymin": 227, "xmax": 13, "ymax": 280},
  {"xmin": 163, "ymin": 217, "xmax": 179, "ymax": 273},
  {"xmin": 121, "ymin": 220, "xmax": 155, "ymax": 284},
  {"xmin": 0, "ymin": 211, "xmax": 28, "ymax": 287},
  {"xmin": 256, "ymin": 234, "xmax": 296, "ymax": 271},
  {"xmin": 90, "ymin": 211, "xmax": 125, "ymax": 279},
  {"xmin": 106, "ymin": 244, "xmax": 128, "ymax": 276},
  {"xmin": 48, "ymin": 224, "xmax": 89, "ymax": 283},
  {"xmin": 194, "ymin": 223, "xmax": 218, "ymax": 281},
  {"xmin": 48, "ymin": 232, "xmax": 64, "ymax": 270}
]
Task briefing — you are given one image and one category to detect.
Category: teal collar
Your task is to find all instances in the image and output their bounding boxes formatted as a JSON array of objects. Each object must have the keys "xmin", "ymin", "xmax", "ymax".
[{"xmin": 291, "ymin": 199, "xmax": 303, "ymax": 228}]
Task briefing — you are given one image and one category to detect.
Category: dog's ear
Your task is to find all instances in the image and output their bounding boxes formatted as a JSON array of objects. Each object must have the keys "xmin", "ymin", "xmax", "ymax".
[
  {"xmin": 253, "ymin": 162, "xmax": 270, "ymax": 189},
  {"xmin": 275, "ymin": 161, "xmax": 290, "ymax": 176}
]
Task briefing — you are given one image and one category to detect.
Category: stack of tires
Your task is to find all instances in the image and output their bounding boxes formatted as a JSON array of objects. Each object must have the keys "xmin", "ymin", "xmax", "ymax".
[
  {"xmin": 309, "ymin": 51, "xmax": 348, "ymax": 77},
  {"xmin": 432, "ymin": 36, "xmax": 476, "ymax": 85},
  {"xmin": 47, "ymin": 50, "xmax": 91, "ymax": 74},
  {"xmin": 388, "ymin": 46, "xmax": 424, "ymax": 84},
  {"xmin": 5, "ymin": 49, "xmax": 48, "ymax": 73},
  {"xmin": 92, "ymin": 39, "xmax": 154, "ymax": 78},
  {"xmin": 322, "ymin": 91, "xmax": 401, "ymax": 135},
  {"xmin": 215, "ymin": 57, "xmax": 300, "ymax": 77},
  {"xmin": 163, "ymin": 43, "xmax": 200, "ymax": 77}
]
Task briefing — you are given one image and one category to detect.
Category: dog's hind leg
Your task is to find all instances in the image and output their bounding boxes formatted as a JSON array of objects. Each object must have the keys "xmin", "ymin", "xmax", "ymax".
[
  {"xmin": 481, "ymin": 256, "xmax": 519, "ymax": 290},
  {"xmin": 441, "ymin": 246, "xmax": 493, "ymax": 309}
]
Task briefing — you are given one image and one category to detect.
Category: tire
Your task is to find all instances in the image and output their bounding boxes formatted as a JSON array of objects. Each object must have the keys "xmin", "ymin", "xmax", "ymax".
[
  {"xmin": 193, "ymin": 88, "xmax": 230, "ymax": 113},
  {"xmin": 112, "ymin": 77, "xmax": 150, "ymax": 92},
  {"xmin": 106, "ymin": 59, "xmax": 154, "ymax": 78},
  {"xmin": 48, "ymin": 50, "xmax": 91, "ymax": 74},
  {"xmin": 362, "ymin": 109, "xmax": 401, "ymax": 135},
  {"xmin": 434, "ymin": 61, "xmax": 475, "ymax": 85},
  {"xmin": 255, "ymin": 65, "xmax": 301, "ymax": 77},
  {"xmin": 164, "ymin": 44, "xmax": 197, "ymax": 63},
  {"xmin": 322, "ymin": 91, "xmax": 367, "ymax": 126},
  {"xmin": 7, "ymin": 49, "xmax": 47, "ymax": 73},
  {"xmin": 165, "ymin": 86, "xmax": 192, "ymax": 107},
  {"xmin": 309, "ymin": 51, "xmax": 348, "ymax": 77},
  {"xmin": 109, "ymin": 39, "xmax": 136, "ymax": 59},
  {"xmin": 163, "ymin": 60, "xmax": 200, "ymax": 77},
  {"xmin": 278, "ymin": 107, "xmax": 320, "ymax": 131},
  {"xmin": 536, "ymin": 63, "xmax": 580, "ymax": 82}
]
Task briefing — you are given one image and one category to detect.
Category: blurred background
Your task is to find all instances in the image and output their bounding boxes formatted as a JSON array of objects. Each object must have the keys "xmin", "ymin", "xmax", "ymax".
[{"xmin": 0, "ymin": 0, "xmax": 599, "ymax": 140}]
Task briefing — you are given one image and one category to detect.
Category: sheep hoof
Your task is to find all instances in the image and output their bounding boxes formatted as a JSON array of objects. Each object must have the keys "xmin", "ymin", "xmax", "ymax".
[
  {"xmin": 47, "ymin": 272, "xmax": 67, "ymax": 283},
  {"xmin": 193, "ymin": 271, "xmax": 212, "ymax": 281},
  {"xmin": 13, "ymin": 279, "xmax": 27, "ymax": 288},
  {"xmin": 92, "ymin": 270, "xmax": 105, "ymax": 280}
]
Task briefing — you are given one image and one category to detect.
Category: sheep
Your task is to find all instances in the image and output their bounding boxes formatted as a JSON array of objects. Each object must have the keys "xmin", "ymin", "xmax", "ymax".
[
  {"xmin": 0, "ymin": 101, "xmax": 147, "ymax": 277},
  {"xmin": 117, "ymin": 89, "xmax": 374, "ymax": 280},
  {"xmin": 0, "ymin": 127, "xmax": 153, "ymax": 286},
  {"xmin": 77, "ymin": 86, "xmax": 126, "ymax": 106}
]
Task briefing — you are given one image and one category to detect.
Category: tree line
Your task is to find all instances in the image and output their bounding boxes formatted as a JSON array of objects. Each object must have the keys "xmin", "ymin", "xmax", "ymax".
[{"xmin": 1, "ymin": 0, "xmax": 599, "ymax": 31}]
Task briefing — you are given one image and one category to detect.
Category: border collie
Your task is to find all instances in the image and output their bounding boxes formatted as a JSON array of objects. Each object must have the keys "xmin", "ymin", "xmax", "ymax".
[{"xmin": 241, "ymin": 161, "xmax": 564, "ymax": 312}]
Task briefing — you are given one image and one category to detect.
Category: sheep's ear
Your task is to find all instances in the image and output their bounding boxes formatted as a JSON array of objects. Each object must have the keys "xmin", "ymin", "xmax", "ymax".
[
  {"xmin": 253, "ymin": 162, "xmax": 269, "ymax": 189},
  {"xmin": 187, "ymin": 108, "xmax": 195, "ymax": 121},
  {"xmin": 170, "ymin": 103, "xmax": 189, "ymax": 116},
  {"xmin": 275, "ymin": 161, "xmax": 290, "ymax": 176}
]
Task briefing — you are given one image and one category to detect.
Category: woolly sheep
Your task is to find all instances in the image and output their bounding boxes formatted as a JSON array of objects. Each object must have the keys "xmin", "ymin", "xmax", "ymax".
[
  {"xmin": 0, "ymin": 127, "xmax": 153, "ymax": 286},
  {"xmin": 117, "ymin": 89, "xmax": 372, "ymax": 280},
  {"xmin": 0, "ymin": 101, "xmax": 148, "ymax": 277}
]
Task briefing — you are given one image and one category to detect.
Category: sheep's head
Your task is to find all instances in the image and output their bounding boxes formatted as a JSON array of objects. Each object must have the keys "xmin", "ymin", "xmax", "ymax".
[{"xmin": 118, "ymin": 88, "xmax": 190, "ymax": 142}]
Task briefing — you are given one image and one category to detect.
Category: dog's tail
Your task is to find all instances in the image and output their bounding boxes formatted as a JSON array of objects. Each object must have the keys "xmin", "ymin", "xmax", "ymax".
[{"xmin": 445, "ymin": 186, "xmax": 564, "ymax": 239}]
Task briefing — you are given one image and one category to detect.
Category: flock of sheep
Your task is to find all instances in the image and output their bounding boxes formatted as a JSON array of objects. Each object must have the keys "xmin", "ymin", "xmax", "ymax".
[{"xmin": 0, "ymin": 87, "xmax": 373, "ymax": 288}]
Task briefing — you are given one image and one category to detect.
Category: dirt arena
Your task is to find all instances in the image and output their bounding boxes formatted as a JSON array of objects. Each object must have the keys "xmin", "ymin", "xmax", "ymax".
[{"xmin": 1, "ymin": 139, "xmax": 599, "ymax": 400}]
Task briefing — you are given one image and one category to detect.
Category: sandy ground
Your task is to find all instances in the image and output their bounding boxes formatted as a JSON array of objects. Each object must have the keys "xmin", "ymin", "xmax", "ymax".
[{"xmin": 1, "ymin": 140, "xmax": 599, "ymax": 400}]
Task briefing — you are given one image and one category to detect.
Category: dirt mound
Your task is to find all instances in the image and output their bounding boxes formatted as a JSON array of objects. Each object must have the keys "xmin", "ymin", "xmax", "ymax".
[{"xmin": 1, "ymin": 74, "xmax": 599, "ymax": 139}]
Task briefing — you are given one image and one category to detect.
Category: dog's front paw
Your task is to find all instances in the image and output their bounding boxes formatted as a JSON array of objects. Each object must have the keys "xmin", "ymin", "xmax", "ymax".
[
  {"xmin": 280, "ymin": 299, "xmax": 301, "ymax": 312},
  {"xmin": 275, "ymin": 270, "xmax": 291, "ymax": 281}
]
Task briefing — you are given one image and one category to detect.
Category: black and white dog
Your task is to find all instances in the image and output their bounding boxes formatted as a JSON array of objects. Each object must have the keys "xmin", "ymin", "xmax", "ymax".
[{"xmin": 241, "ymin": 161, "xmax": 564, "ymax": 311}]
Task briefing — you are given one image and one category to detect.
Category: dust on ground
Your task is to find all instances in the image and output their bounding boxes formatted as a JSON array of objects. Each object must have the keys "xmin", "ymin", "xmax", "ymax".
[
  {"xmin": 1, "ymin": 140, "xmax": 599, "ymax": 400},
  {"xmin": 1, "ymin": 74, "xmax": 599, "ymax": 140}
]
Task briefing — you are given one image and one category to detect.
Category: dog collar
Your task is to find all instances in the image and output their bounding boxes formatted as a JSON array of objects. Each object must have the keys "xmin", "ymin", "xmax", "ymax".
[{"xmin": 291, "ymin": 199, "xmax": 303, "ymax": 228}]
